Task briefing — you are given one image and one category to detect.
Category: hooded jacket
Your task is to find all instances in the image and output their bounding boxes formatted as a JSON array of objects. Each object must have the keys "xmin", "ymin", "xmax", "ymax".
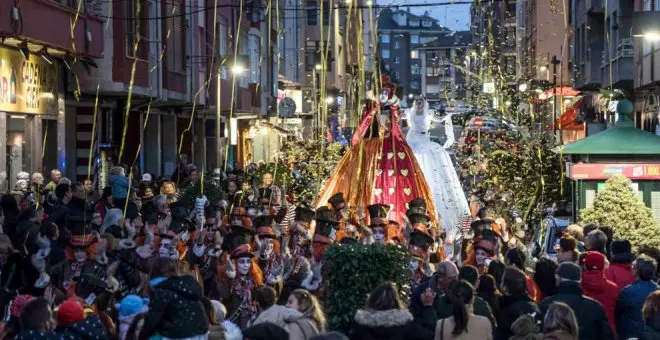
[
  {"xmin": 539, "ymin": 281, "xmax": 614, "ymax": 340},
  {"xmin": 616, "ymin": 280, "xmax": 660, "ymax": 340},
  {"xmin": 349, "ymin": 309, "xmax": 434, "ymax": 340},
  {"xmin": 139, "ymin": 275, "xmax": 209, "ymax": 340},
  {"xmin": 581, "ymin": 270, "xmax": 619, "ymax": 332},
  {"xmin": 110, "ymin": 175, "xmax": 129, "ymax": 199},
  {"xmin": 604, "ymin": 263, "xmax": 634, "ymax": 291}
]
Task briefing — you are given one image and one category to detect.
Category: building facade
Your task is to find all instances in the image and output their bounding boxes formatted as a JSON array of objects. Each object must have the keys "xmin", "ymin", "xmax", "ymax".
[{"xmin": 632, "ymin": 0, "xmax": 660, "ymax": 134}]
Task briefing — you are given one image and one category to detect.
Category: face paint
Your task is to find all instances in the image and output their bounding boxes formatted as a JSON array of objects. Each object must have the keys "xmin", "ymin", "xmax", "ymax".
[
  {"xmin": 373, "ymin": 227, "xmax": 385, "ymax": 244},
  {"xmin": 74, "ymin": 249, "xmax": 87, "ymax": 263},
  {"xmin": 476, "ymin": 248, "xmax": 490, "ymax": 266},
  {"xmin": 263, "ymin": 239, "xmax": 274, "ymax": 256},
  {"xmin": 159, "ymin": 239, "xmax": 172, "ymax": 258},
  {"xmin": 409, "ymin": 259, "xmax": 419, "ymax": 271},
  {"xmin": 237, "ymin": 257, "xmax": 251, "ymax": 275}
]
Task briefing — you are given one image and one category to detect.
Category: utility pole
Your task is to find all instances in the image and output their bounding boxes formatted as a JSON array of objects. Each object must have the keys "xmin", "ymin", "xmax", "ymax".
[{"xmin": 551, "ymin": 55, "xmax": 560, "ymax": 142}]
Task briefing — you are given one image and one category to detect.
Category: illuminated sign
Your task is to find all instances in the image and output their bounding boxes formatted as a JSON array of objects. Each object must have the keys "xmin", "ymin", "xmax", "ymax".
[
  {"xmin": 569, "ymin": 163, "xmax": 660, "ymax": 180},
  {"xmin": 0, "ymin": 47, "xmax": 58, "ymax": 115}
]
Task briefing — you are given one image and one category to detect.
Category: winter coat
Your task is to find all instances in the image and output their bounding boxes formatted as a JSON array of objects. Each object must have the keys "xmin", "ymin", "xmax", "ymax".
[
  {"xmin": 110, "ymin": 175, "xmax": 129, "ymax": 199},
  {"xmin": 604, "ymin": 263, "xmax": 634, "ymax": 291},
  {"xmin": 139, "ymin": 275, "xmax": 209, "ymax": 340},
  {"xmin": 539, "ymin": 281, "xmax": 614, "ymax": 340},
  {"xmin": 48, "ymin": 200, "xmax": 70, "ymax": 231},
  {"xmin": 581, "ymin": 270, "xmax": 619, "ymax": 333},
  {"xmin": 616, "ymin": 280, "xmax": 660, "ymax": 340},
  {"xmin": 285, "ymin": 316, "xmax": 321, "ymax": 340},
  {"xmin": 67, "ymin": 197, "xmax": 89, "ymax": 222},
  {"xmin": 15, "ymin": 315, "xmax": 108, "ymax": 340},
  {"xmin": 434, "ymin": 314, "xmax": 493, "ymax": 340},
  {"xmin": 208, "ymin": 323, "xmax": 226, "ymax": 340},
  {"xmin": 222, "ymin": 321, "xmax": 242, "ymax": 340},
  {"xmin": 526, "ymin": 275, "xmax": 541, "ymax": 303},
  {"xmin": 249, "ymin": 304, "xmax": 302, "ymax": 329},
  {"xmin": 495, "ymin": 295, "xmax": 540, "ymax": 340},
  {"xmin": 541, "ymin": 330, "xmax": 576, "ymax": 340},
  {"xmin": 349, "ymin": 309, "xmax": 434, "ymax": 340},
  {"xmin": 641, "ymin": 314, "xmax": 660, "ymax": 340}
]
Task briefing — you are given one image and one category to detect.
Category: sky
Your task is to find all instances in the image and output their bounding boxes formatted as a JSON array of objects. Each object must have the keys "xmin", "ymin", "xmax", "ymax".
[{"xmin": 378, "ymin": 0, "xmax": 471, "ymax": 31}]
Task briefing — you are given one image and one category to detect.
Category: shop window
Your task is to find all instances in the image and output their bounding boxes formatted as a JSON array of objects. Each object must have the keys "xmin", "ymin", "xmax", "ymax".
[
  {"xmin": 125, "ymin": 0, "xmax": 149, "ymax": 59},
  {"xmin": 165, "ymin": 1, "xmax": 185, "ymax": 72}
]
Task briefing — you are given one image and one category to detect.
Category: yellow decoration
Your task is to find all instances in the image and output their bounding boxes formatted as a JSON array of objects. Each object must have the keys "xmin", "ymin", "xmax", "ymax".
[
  {"xmin": 387, "ymin": 169, "xmax": 394, "ymax": 177},
  {"xmin": 397, "ymin": 152, "xmax": 405, "ymax": 160},
  {"xmin": 388, "ymin": 187, "xmax": 395, "ymax": 195},
  {"xmin": 400, "ymin": 169, "xmax": 409, "ymax": 176},
  {"xmin": 404, "ymin": 188, "xmax": 412, "ymax": 196},
  {"xmin": 374, "ymin": 188, "xmax": 383, "ymax": 196},
  {"xmin": 387, "ymin": 152, "xmax": 394, "ymax": 160},
  {"xmin": 376, "ymin": 169, "xmax": 383, "ymax": 176}
]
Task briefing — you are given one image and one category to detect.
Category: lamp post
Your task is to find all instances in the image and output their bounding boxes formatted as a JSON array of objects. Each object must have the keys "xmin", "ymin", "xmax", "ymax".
[
  {"xmin": 313, "ymin": 64, "xmax": 321, "ymax": 139},
  {"xmin": 551, "ymin": 55, "xmax": 561, "ymax": 142}
]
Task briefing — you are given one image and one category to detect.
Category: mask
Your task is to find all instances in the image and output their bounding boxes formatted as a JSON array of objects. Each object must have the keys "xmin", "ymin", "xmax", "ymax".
[
  {"xmin": 409, "ymin": 259, "xmax": 419, "ymax": 271},
  {"xmin": 74, "ymin": 249, "xmax": 87, "ymax": 263},
  {"xmin": 237, "ymin": 257, "xmax": 251, "ymax": 275},
  {"xmin": 159, "ymin": 239, "xmax": 172, "ymax": 258}
]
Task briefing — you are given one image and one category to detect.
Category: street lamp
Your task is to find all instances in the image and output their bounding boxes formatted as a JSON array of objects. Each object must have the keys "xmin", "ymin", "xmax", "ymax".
[
  {"xmin": 408, "ymin": 93, "xmax": 414, "ymax": 99},
  {"xmin": 232, "ymin": 64, "xmax": 245, "ymax": 74},
  {"xmin": 315, "ymin": 64, "xmax": 322, "ymax": 71},
  {"xmin": 539, "ymin": 65, "xmax": 547, "ymax": 72},
  {"xmin": 326, "ymin": 96, "xmax": 334, "ymax": 104}
]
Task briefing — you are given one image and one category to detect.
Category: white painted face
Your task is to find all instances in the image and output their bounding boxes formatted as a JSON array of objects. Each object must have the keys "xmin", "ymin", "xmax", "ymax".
[
  {"xmin": 415, "ymin": 98, "xmax": 425, "ymax": 110},
  {"xmin": 476, "ymin": 248, "xmax": 490, "ymax": 266},
  {"xmin": 263, "ymin": 238, "xmax": 274, "ymax": 256},
  {"xmin": 159, "ymin": 239, "xmax": 172, "ymax": 258},
  {"xmin": 74, "ymin": 249, "xmax": 87, "ymax": 263},
  {"xmin": 409, "ymin": 259, "xmax": 419, "ymax": 271},
  {"xmin": 237, "ymin": 257, "xmax": 251, "ymax": 275},
  {"xmin": 373, "ymin": 227, "xmax": 386, "ymax": 244},
  {"xmin": 379, "ymin": 90, "xmax": 389, "ymax": 103}
]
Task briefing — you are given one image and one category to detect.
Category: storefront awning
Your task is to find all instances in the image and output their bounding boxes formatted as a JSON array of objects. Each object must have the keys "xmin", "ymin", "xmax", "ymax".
[{"xmin": 568, "ymin": 163, "xmax": 660, "ymax": 180}]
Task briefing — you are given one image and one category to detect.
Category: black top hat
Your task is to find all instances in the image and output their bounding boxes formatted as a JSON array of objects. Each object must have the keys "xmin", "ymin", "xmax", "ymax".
[
  {"xmin": 313, "ymin": 219, "xmax": 340, "ymax": 244},
  {"xmin": 170, "ymin": 217, "xmax": 196, "ymax": 234},
  {"xmin": 328, "ymin": 193, "xmax": 346, "ymax": 210},
  {"xmin": 254, "ymin": 215, "xmax": 276, "ymax": 238},
  {"xmin": 315, "ymin": 206, "xmax": 337, "ymax": 223},
  {"xmin": 409, "ymin": 229, "xmax": 433, "ymax": 259},
  {"xmin": 125, "ymin": 200, "xmax": 140, "ymax": 220},
  {"xmin": 224, "ymin": 230, "xmax": 255, "ymax": 259},
  {"xmin": 258, "ymin": 188, "xmax": 273, "ymax": 202},
  {"xmin": 468, "ymin": 219, "xmax": 493, "ymax": 240},
  {"xmin": 295, "ymin": 206, "xmax": 315, "ymax": 224},
  {"xmin": 68, "ymin": 216, "xmax": 95, "ymax": 248},
  {"xmin": 367, "ymin": 204, "xmax": 390, "ymax": 226},
  {"xmin": 205, "ymin": 205, "xmax": 219, "ymax": 219},
  {"xmin": 169, "ymin": 202, "xmax": 189, "ymax": 220},
  {"xmin": 408, "ymin": 213, "xmax": 431, "ymax": 227},
  {"xmin": 475, "ymin": 229, "xmax": 499, "ymax": 255},
  {"xmin": 408, "ymin": 197, "xmax": 427, "ymax": 210}
]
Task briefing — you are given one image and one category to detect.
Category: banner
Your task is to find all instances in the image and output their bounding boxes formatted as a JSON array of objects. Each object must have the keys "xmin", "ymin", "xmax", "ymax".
[
  {"xmin": 0, "ymin": 47, "xmax": 58, "ymax": 115},
  {"xmin": 569, "ymin": 163, "xmax": 660, "ymax": 180}
]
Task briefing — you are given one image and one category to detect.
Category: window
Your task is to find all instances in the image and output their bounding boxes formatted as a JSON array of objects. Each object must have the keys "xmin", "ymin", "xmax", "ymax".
[
  {"xmin": 422, "ymin": 20, "xmax": 432, "ymax": 27},
  {"xmin": 410, "ymin": 50, "xmax": 419, "ymax": 59},
  {"xmin": 426, "ymin": 67, "xmax": 439, "ymax": 76},
  {"xmin": 394, "ymin": 40, "xmax": 400, "ymax": 49},
  {"xmin": 411, "ymin": 35, "xmax": 419, "ymax": 44},
  {"xmin": 505, "ymin": 56, "xmax": 516, "ymax": 75},
  {"xmin": 239, "ymin": 32, "xmax": 249, "ymax": 88},
  {"xmin": 382, "ymin": 49, "xmax": 390, "ymax": 59},
  {"xmin": 643, "ymin": 0, "xmax": 653, "ymax": 54},
  {"xmin": 393, "ymin": 71, "xmax": 400, "ymax": 79},
  {"xmin": 165, "ymin": 1, "xmax": 185, "ymax": 72},
  {"xmin": 420, "ymin": 37, "xmax": 434, "ymax": 44},
  {"xmin": 322, "ymin": 0, "xmax": 330, "ymax": 26},
  {"xmin": 506, "ymin": 27, "xmax": 515, "ymax": 46},
  {"xmin": 217, "ymin": 21, "xmax": 228, "ymax": 57},
  {"xmin": 395, "ymin": 56, "xmax": 400, "ymax": 64},
  {"xmin": 125, "ymin": 0, "xmax": 148, "ymax": 59},
  {"xmin": 384, "ymin": 64, "xmax": 390, "ymax": 71},
  {"xmin": 306, "ymin": 0, "xmax": 318, "ymax": 25},
  {"xmin": 381, "ymin": 34, "xmax": 390, "ymax": 44},
  {"xmin": 248, "ymin": 32, "xmax": 260, "ymax": 83},
  {"xmin": 409, "ymin": 19, "xmax": 420, "ymax": 26},
  {"xmin": 411, "ymin": 81, "xmax": 420, "ymax": 89},
  {"xmin": 442, "ymin": 65, "xmax": 451, "ymax": 76},
  {"xmin": 305, "ymin": 40, "xmax": 320, "ymax": 71},
  {"xmin": 411, "ymin": 64, "xmax": 420, "ymax": 74}
]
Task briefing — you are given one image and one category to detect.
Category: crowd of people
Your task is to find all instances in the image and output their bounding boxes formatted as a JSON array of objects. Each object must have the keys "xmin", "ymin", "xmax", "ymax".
[{"xmin": 1, "ymin": 162, "xmax": 660, "ymax": 340}]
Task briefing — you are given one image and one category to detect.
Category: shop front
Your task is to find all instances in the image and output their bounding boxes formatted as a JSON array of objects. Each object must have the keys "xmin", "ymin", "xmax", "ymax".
[{"xmin": 0, "ymin": 46, "xmax": 60, "ymax": 191}]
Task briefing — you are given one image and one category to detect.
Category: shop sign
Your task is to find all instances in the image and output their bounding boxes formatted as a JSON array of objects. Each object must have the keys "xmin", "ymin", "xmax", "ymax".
[
  {"xmin": 0, "ymin": 47, "xmax": 58, "ymax": 114},
  {"xmin": 569, "ymin": 163, "xmax": 660, "ymax": 180}
]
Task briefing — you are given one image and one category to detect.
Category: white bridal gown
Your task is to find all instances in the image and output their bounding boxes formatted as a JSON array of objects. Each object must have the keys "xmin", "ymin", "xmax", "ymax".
[{"xmin": 403, "ymin": 106, "xmax": 470, "ymax": 248}]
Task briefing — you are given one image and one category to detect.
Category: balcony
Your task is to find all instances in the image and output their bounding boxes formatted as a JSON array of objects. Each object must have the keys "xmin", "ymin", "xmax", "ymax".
[
  {"xmin": 0, "ymin": 0, "xmax": 104, "ymax": 57},
  {"xmin": 601, "ymin": 39, "xmax": 634, "ymax": 88}
]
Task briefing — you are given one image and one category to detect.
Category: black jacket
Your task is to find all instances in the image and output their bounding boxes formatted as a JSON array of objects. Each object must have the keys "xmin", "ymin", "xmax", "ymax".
[
  {"xmin": 15, "ymin": 315, "xmax": 108, "ymax": 340},
  {"xmin": 641, "ymin": 314, "xmax": 660, "ymax": 340},
  {"xmin": 349, "ymin": 309, "xmax": 433, "ymax": 340},
  {"xmin": 139, "ymin": 275, "xmax": 209, "ymax": 339},
  {"xmin": 67, "ymin": 197, "xmax": 90, "ymax": 221},
  {"xmin": 495, "ymin": 294, "xmax": 540, "ymax": 340},
  {"xmin": 539, "ymin": 282, "xmax": 614, "ymax": 340}
]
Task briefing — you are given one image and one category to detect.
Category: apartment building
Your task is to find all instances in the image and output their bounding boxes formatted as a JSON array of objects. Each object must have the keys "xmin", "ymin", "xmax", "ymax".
[{"xmin": 632, "ymin": 0, "xmax": 660, "ymax": 134}]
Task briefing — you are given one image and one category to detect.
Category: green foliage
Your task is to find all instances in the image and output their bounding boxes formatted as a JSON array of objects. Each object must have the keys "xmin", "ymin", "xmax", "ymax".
[
  {"xmin": 179, "ymin": 180, "xmax": 224, "ymax": 208},
  {"xmin": 580, "ymin": 174, "xmax": 659, "ymax": 248},
  {"xmin": 323, "ymin": 243, "xmax": 411, "ymax": 333},
  {"xmin": 462, "ymin": 135, "xmax": 566, "ymax": 223}
]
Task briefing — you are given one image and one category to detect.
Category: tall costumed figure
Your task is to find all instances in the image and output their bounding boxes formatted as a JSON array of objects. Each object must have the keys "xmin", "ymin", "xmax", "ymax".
[
  {"xmin": 403, "ymin": 96, "xmax": 470, "ymax": 257},
  {"xmin": 317, "ymin": 76, "xmax": 437, "ymax": 231}
]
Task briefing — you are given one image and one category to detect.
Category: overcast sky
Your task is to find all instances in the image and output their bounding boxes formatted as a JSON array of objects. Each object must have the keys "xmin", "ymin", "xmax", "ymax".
[{"xmin": 378, "ymin": 0, "xmax": 471, "ymax": 31}]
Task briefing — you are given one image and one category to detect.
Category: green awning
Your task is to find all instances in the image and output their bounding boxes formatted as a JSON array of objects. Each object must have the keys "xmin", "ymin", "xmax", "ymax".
[{"xmin": 556, "ymin": 127, "xmax": 660, "ymax": 155}]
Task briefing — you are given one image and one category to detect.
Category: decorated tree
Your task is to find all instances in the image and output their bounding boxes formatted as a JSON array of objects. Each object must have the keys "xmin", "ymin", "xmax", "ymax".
[
  {"xmin": 580, "ymin": 174, "xmax": 660, "ymax": 248},
  {"xmin": 323, "ymin": 244, "xmax": 411, "ymax": 333}
]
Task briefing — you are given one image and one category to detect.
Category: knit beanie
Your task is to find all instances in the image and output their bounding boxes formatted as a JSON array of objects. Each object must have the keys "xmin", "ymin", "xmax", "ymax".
[
  {"xmin": 116, "ymin": 295, "xmax": 149, "ymax": 318},
  {"xmin": 56, "ymin": 299, "xmax": 85, "ymax": 325}
]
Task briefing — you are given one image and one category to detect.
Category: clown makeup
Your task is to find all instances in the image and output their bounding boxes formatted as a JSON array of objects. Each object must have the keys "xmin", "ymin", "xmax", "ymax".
[
  {"xmin": 379, "ymin": 90, "xmax": 389, "ymax": 103},
  {"xmin": 409, "ymin": 259, "xmax": 420, "ymax": 271},
  {"xmin": 74, "ymin": 249, "xmax": 87, "ymax": 263},
  {"xmin": 92, "ymin": 213, "xmax": 102, "ymax": 226},
  {"xmin": 372, "ymin": 226, "xmax": 386, "ymax": 244},
  {"xmin": 236, "ymin": 257, "xmax": 251, "ymax": 275},
  {"xmin": 262, "ymin": 238, "xmax": 274, "ymax": 256},
  {"xmin": 414, "ymin": 98, "xmax": 425, "ymax": 110},
  {"xmin": 475, "ymin": 248, "xmax": 490, "ymax": 266},
  {"xmin": 159, "ymin": 239, "xmax": 173, "ymax": 258}
]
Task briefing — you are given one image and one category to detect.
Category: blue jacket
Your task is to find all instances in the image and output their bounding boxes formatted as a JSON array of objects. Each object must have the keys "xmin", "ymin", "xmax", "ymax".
[
  {"xmin": 110, "ymin": 174, "xmax": 129, "ymax": 199},
  {"xmin": 616, "ymin": 280, "xmax": 660, "ymax": 339}
]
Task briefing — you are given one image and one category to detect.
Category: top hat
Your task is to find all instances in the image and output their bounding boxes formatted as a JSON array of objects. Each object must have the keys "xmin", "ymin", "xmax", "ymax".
[
  {"xmin": 313, "ymin": 219, "xmax": 340, "ymax": 244},
  {"xmin": 409, "ymin": 229, "xmax": 433, "ymax": 260},
  {"xmin": 328, "ymin": 193, "xmax": 346, "ymax": 210},
  {"xmin": 408, "ymin": 213, "xmax": 431, "ymax": 235},
  {"xmin": 315, "ymin": 206, "xmax": 337, "ymax": 223},
  {"xmin": 406, "ymin": 198, "xmax": 427, "ymax": 217},
  {"xmin": 68, "ymin": 217, "xmax": 96, "ymax": 248},
  {"xmin": 367, "ymin": 204, "xmax": 390, "ymax": 227},
  {"xmin": 294, "ymin": 206, "xmax": 315, "ymax": 226},
  {"xmin": 474, "ymin": 229, "xmax": 499, "ymax": 255},
  {"xmin": 254, "ymin": 215, "xmax": 276, "ymax": 238},
  {"xmin": 224, "ymin": 230, "xmax": 255, "ymax": 259}
]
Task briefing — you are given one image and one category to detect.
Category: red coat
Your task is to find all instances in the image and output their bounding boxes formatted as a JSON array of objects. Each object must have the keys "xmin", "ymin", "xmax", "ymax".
[
  {"xmin": 526, "ymin": 275, "xmax": 541, "ymax": 303},
  {"xmin": 581, "ymin": 270, "xmax": 619, "ymax": 334},
  {"xmin": 604, "ymin": 262, "xmax": 634, "ymax": 291}
]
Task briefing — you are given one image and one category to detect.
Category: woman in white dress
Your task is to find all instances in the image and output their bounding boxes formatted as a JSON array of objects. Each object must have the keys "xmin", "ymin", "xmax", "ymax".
[{"xmin": 402, "ymin": 96, "xmax": 470, "ymax": 258}]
